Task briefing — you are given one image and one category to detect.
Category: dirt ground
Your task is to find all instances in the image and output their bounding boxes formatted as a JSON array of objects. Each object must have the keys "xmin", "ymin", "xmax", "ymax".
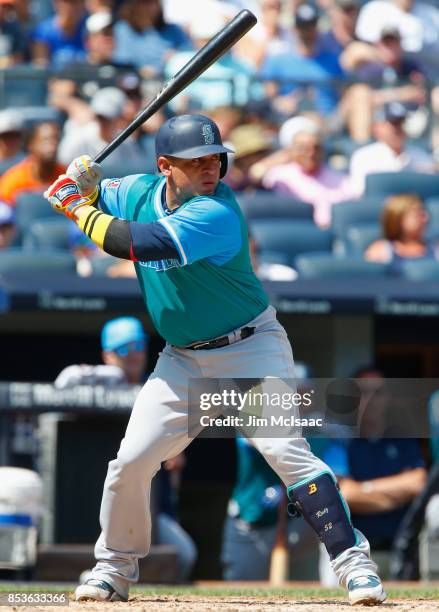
[{"xmin": 2, "ymin": 595, "xmax": 439, "ymax": 612}]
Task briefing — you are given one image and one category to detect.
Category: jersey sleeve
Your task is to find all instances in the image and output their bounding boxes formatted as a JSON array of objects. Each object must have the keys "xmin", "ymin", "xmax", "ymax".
[
  {"xmin": 99, "ymin": 175, "xmax": 143, "ymax": 219},
  {"xmin": 157, "ymin": 197, "xmax": 242, "ymax": 266}
]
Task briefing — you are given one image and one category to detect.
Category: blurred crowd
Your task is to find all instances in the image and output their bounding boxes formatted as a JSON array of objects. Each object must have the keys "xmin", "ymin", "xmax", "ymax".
[
  {"xmin": 0, "ymin": 0, "xmax": 438, "ymax": 279},
  {"xmin": 1, "ymin": 0, "xmax": 439, "ymax": 587}
]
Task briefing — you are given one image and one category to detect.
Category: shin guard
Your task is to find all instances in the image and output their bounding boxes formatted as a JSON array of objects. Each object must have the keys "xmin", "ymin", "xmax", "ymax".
[{"xmin": 287, "ymin": 471, "xmax": 357, "ymax": 560}]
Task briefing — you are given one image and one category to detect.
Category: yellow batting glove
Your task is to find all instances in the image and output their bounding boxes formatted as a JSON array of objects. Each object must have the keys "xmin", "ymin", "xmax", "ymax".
[{"xmin": 66, "ymin": 155, "xmax": 102, "ymax": 204}]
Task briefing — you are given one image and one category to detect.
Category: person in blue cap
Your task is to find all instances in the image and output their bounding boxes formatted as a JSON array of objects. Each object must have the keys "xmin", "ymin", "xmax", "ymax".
[
  {"xmin": 100, "ymin": 316, "xmax": 148, "ymax": 384},
  {"xmin": 55, "ymin": 317, "xmax": 196, "ymax": 582}
]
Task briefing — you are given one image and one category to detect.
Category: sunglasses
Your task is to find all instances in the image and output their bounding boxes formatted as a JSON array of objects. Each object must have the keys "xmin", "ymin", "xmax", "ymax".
[{"xmin": 114, "ymin": 340, "xmax": 145, "ymax": 356}]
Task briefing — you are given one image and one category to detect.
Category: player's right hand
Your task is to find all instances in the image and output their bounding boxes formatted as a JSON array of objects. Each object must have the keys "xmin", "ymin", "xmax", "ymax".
[
  {"xmin": 45, "ymin": 175, "xmax": 89, "ymax": 219},
  {"xmin": 66, "ymin": 155, "xmax": 103, "ymax": 200}
]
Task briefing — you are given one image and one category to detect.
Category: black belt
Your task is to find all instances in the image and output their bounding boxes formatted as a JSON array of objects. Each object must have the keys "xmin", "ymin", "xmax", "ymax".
[{"xmin": 185, "ymin": 326, "xmax": 255, "ymax": 350}]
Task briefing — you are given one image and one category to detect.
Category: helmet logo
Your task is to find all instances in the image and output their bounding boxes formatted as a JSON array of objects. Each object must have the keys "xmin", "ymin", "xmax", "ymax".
[{"xmin": 202, "ymin": 123, "xmax": 215, "ymax": 145}]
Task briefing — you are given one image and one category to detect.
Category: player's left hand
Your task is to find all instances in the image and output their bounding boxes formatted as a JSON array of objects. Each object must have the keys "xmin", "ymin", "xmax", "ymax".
[
  {"xmin": 67, "ymin": 155, "xmax": 103, "ymax": 199},
  {"xmin": 45, "ymin": 175, "xmax": 89, "ymax": 219}
]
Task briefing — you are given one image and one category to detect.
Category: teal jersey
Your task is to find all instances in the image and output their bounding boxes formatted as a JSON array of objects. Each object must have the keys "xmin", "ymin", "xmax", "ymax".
[
  {"xmin": 99, "ymin": 174, "xmax": 269, "ymax": 346},
  {"xmin": 231, "ymin": 437, "xmax": 281, "ymax": 527}
]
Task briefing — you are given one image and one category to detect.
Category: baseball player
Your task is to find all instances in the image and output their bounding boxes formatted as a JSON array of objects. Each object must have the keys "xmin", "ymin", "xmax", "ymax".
[{"xmin": 45, "ymin": 114, "xmax": 385, "ymax": 606}]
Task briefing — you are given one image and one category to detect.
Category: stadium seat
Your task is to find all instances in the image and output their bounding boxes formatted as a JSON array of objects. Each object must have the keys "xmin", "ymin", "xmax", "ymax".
[
  {"xmin": 344, "ymin": 224, "xmax": 381, "ymax": 256},
  {"xmin": 331, "ymin": 199, "xmax": 383, "ymax": 239},
  {"xmin": 1, "ymin": 66, "xmax": 48, "ymax": 108},
  {"xmin": 90, "ymin": 256, "xmax": 120, "ymax": 276},
  {"xmin": 23, "ymin": 218, "xmax": 72, "ymax": 250},
  {"xmin": 20, "ymin": 107, "xmax": 62, "ymax": 130},
  {"xmin": 295, "ymin": 253, "xmax": 389, "ymax": 279},
  {"xmin": 400, "ymin": 260, "xmax": 439, "ymax": 281},
  {"xmin": 101, "ymin": 160, "xmax": 148, "ymax": 179},
  {"xmin": 365, "ymin": 172, "xmax": 439, "ymax": 200},
  {"xmin": 238, "ymin": 192, "xmax": 314, "ymax": 220},
  {"xmin": 0, "ymin": 248, "xmax": 76, "ymax": 274},
  {"xmin": 15, "ymin": 192, "xmax": 55, "ymax": 232},
  {"xmin": 426, "ymin": 204, "xmax": 439, "ymax": 241},
  {"xmin": 250, "ymin": 219, "xmax": 332, "ymax": 266}
]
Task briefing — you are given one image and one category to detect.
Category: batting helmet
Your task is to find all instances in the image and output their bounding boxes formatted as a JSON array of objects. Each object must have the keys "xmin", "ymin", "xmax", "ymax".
[{"xmin": 155, "ymin": 114, "xmax": 233, "ymax": 178}]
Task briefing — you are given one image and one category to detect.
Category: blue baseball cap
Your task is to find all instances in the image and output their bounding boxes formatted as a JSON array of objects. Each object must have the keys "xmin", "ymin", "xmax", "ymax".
[{"xmin": 101, "ymin": 317, "xmax": 148, "ymax": 352}]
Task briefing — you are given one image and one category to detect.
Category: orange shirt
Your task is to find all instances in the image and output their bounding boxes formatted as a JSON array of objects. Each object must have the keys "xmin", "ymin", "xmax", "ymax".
[{"xmin": 0, "ymin": 157, "xmax": 65, "ymax": 206}]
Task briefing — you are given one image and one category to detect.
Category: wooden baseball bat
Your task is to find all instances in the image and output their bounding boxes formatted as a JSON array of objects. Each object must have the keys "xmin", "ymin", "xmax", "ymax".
[
  {"xmin": 269, "ymin": 491, "xmax": 289, "ymax": 586},
  {"xmin": 93, "ymin": 9, "xmax": 257, "ymax": 164}
]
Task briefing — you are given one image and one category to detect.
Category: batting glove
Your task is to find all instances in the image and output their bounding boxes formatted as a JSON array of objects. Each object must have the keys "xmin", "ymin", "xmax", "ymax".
[
  {"xmin": 45, "ymin": 175, "xmax": 90, "ymax": 219},
  {"xmin": 66, "ymin": 155, "xmax": 102, "ymax": 203}
]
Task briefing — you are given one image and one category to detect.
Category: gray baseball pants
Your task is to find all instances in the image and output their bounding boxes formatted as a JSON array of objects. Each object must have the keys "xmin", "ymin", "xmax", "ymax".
[{"xmin": 90, "ymin": 306, "xmax": 378, "ymax": 598}]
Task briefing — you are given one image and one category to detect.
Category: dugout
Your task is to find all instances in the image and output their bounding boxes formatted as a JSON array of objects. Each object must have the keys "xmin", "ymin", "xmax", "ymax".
[{"xmin": 0, "ymin": 273, "xmax": 438, "ymax": 579}]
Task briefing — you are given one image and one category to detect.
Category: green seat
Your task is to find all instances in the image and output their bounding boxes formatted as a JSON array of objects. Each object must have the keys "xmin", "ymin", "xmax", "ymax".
[
  {"xmin": 0, "ymin": 248, "xmax": 76, "ymax": 274},
  {"xmin": 295, "ymin": 253, "xmax": 389, "ymax": 279},
  {"xmin": 250, "ymin": 219, "xmax": 332, "ymax": 267},
  {"xmin": 365, "ymin": 172, "xmax": 439, "ymax": 200},
  {"xmin": 15, "ymin": 192, "xmax": 55, "ymax": 232},
  {"xmin": 400, "ymin": 260, "xmax": 439, "ymax": 281},
  {"xmin": 23, "ymin": 218, "xmax": 72, "ymax": 250}
]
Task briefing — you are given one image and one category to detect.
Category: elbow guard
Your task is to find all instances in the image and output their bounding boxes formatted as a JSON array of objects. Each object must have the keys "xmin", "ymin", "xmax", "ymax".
[
  {"xmin": 77, "ymin": 209, "xmax": 131, "ymax": 259},
  {"xmin": 77, "ymin": 210, "xmax": 179, "ymax": 261}
]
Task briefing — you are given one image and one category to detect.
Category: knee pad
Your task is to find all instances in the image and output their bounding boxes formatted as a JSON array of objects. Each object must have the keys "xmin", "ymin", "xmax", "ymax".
[{"xmin": 287, "ymin": 471, "xmax": 357, "ymax": 560}]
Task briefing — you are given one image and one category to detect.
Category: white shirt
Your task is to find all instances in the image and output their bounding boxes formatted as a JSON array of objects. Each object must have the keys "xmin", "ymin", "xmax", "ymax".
[
  {"xmin": 349, "ymin": 140, "xmax": 435, "ymax": 195},
  {"xmin": 162, "ymin": 0, "xmax": 238, "ymax": 29},
  {"xmin": 356, "ymin": 0, "xmax": 439, "ymax": 53}
]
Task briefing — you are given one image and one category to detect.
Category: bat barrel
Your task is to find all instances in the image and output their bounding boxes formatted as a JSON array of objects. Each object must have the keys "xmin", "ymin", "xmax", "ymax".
[{"xmin": 94, "ymin": 9, "xmax": 257, "ymax": 164}]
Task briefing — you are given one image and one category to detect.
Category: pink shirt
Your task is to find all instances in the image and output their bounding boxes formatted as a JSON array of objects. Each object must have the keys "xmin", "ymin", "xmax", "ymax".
[{"xmin": 263, "ymin": 162, "xmax": 356, "ymax": 228}]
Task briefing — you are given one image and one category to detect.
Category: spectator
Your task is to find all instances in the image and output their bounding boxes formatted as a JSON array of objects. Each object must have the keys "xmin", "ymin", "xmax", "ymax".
[
  {"xmin": 113, "ymin": 0, "xmax": 190, "ymax": 76},
  {"xmin": 322, "ymin": 368, "xmax": 426, "ymax": 565},
  {"xmin": 342, "ymin": 25, "xmax": 424, "ymax": 82},
  {"xmin": 83, "ymin": 11, "xmax": 117, "ymax": 67},
  {"xmin": 349, "ymin": 102, "xmax": 435, "ymax": 195},
  {"xmin": 47, "ymin": 17, "xmax": 140, "ymax": 131},
  {"xmin": 117, "ymin": 73, "xmax": 144, "ymax": 127},
  {"xmin": 242, "ymin": 99, "xmax": 283, "ymax": 143},
  {"xmin": 258, "ymin": 118, "xmax": 355, "ymax": 228},
  {"xmin": 0, "ymin": 110, "xmax": 25, "ymax": 174},
  {"xmin": 58, "ymin": 87, "xmax": 145, "ymax": 168},
  {"xmin": 0, "ymin": 201, "xmax": 15, "ymax": 249},
  {"xmin": 0, "ymin": 0, "xmax": 27, "ymax": 67},
  {"xmin": 164, "ymin": 15, "xmax": 254, "ymax": 111},
  {"xmin": 55, "ymin": 317, "xmax": 197, "ymax": 582},
  {"xmin": 320, "ymin": 0, "xmax": 361, "ymax": 57},
  {"xmin": 355, "ymin": 0, "xmax": 439, "ymax": 54},
  {"xmin": 260, "ymin": 3, "xmax": 344, "ymax": 117},
  {"xmin": 226, "ymin": 124, "xmax": 273, "ymax": 192},
  {"xmin": 341, "ymin": 26, "xmax": 427, "ymax": 142},
  {"xmin": 31, "ymin": 0, "xmax": 87, "ymax": 69},
  {"xmin": 0, "ymin": 122, "xmax": 65, "ymax": 207},
  {"xmin": 365, "ymin": 194, "xmax": 439, "ymax": 272},
  {"xmin": 205, "ymin": 106, "xmax": 243, "ymax": 142},
  {"xmin": 161, "ymin": 0, "xmax": 236, "ymax": 32},
  {"xmin": 234, "ymin": 0, "xmax": 295, "ymax": 70},
  {"xmin": 84, "ymin": 0, "xmax": 112, "ymax": 15}
]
